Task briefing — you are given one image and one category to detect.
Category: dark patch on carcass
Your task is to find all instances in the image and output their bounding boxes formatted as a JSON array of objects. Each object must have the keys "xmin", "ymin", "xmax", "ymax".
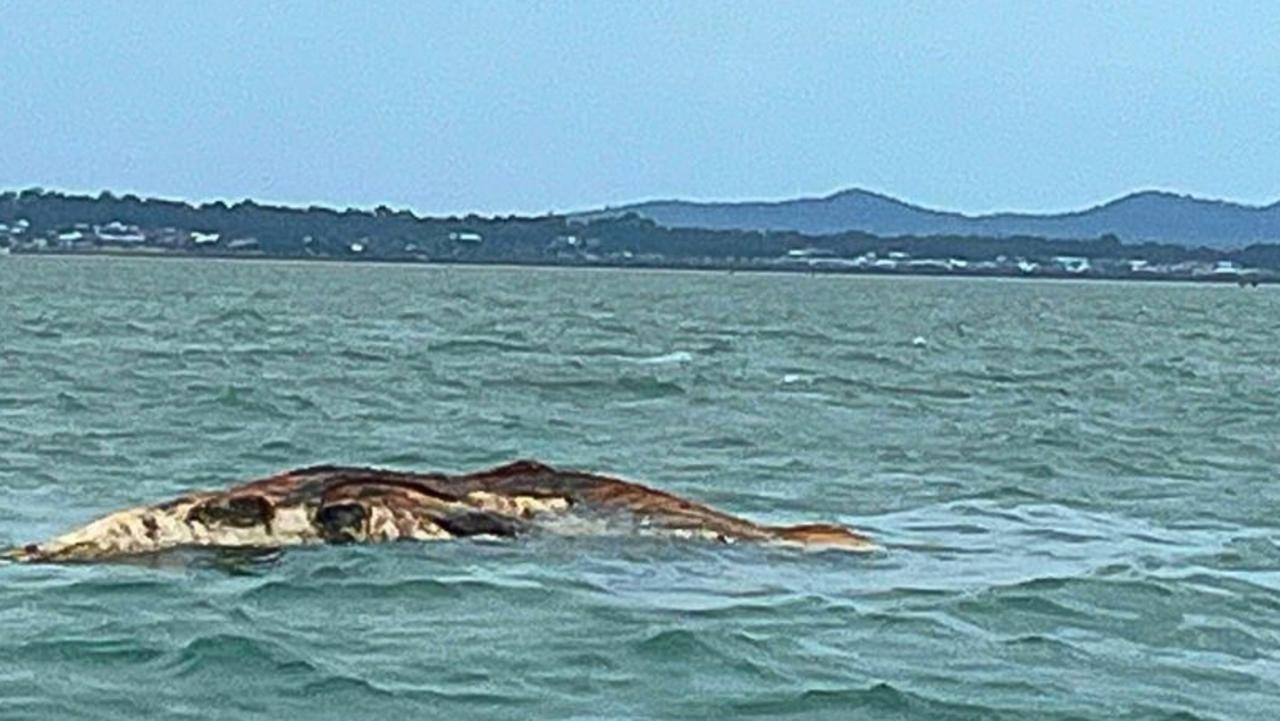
[
  {"xmin": 324, "ymin": 476, "xmax": 463, "ymax": 503},
  {"xmin": 315, "ymin": 503, "xmax": 367, "ymax": 544},
  {"xmin": 432, "ymin": 509, "xmax": 523, "ymax": 538},
  {"xmin": 142, "ymin": 515, "xmax": 160, "ymax": 540},
  {"xmin": 187, "ymin": 495, "xmax": 275, "ymax": 530},
  {"xmin": 479, "ymin": 459, "xmax": 557, "ymax": 477},
  {"xmin": 292, "ymin": 464, "xmax": 346, "ymax": 475}
]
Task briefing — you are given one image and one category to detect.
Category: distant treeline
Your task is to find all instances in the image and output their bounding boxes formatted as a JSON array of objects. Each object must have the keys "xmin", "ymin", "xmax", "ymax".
[{"xmin": 4, "ymin": 188, "xmax": 1280, "ymax": 269}]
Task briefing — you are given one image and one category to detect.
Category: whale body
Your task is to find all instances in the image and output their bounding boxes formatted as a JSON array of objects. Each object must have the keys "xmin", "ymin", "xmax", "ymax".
[{"xmin": 4, "ymin": 460, "xmax": 876, "ymax": 563}]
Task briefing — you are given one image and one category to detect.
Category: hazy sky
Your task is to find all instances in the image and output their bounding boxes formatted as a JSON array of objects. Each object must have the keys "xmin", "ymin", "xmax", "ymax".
[{"xmin": 3, "ymin": 1, "xmax": 1278, "ymax": 215}]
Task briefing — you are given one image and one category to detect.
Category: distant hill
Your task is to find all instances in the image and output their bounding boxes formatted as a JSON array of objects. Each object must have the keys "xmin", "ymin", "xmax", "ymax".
[
  {"xmin": 575, "ymin": 189, "xmax": 1280, "ymax": 249},
  {"xmin": 5, "ymin": 187, "xmax": 1280, "ymax": 279}
]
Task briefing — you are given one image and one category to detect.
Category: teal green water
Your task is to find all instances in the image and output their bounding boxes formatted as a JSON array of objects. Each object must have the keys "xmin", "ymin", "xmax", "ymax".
[{"xmin": 1, "ymin": 256, "xmax": 1278, "ymax": 720}]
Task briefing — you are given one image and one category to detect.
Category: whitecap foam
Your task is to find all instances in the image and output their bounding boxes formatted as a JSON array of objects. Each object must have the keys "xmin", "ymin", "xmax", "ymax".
[{"xmin": 633, "ymin": 351, "xmax": 694, "ymax": 365}]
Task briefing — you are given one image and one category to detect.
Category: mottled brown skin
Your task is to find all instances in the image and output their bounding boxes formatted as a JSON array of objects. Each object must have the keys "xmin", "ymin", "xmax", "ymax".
[{"xmin": 4, "ymin": 460, "xmax": 877, "ymax": 563}]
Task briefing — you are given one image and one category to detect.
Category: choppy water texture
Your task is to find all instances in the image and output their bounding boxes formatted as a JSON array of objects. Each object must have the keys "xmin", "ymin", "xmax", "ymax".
[{"xmin": 1, "ymin": 256, "xmax": 1278, "ymax": 720}]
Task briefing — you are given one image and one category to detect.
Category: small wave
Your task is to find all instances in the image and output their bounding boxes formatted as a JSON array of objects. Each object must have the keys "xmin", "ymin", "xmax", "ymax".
[
  {"xmin": 1001, "ymin": 633, "xmax": 1083, "ymax": 652},
  {"xmin": 755, "ymin": 327, "xmax": 838, "ymax": 344},
  {"xmin": 428, "ymin": 338, "xmax": 533, "ymax": 354},
  {"xmin": 868, "ymin": 382, "xmax": 973, "ymax": 401},
  {"xmin": 902, "ymin": 523, "xmax": 991, "ymax": 535},
  {"xmin": 16, "ymin": 637, "xmax": 166, "ymax": 665},
  {"xmin": 189, "ymin": 384, "xmax": 296, "ymax": 420},
  {"xmin": 949, "ymin": 586, "xmax": 1094, "ymax": 625},
  {"xmin": 17, "ymin": 316, "xmax": 72, "ymax": 339},
  {"xmin": 247, "ymin": 288, "xmax": 284, "ymax": 302},
  {"xmin": 395, "ymin": 310, "xmax": 434, "ymax": 321},
  {"xmin": 200, "ymin": 306, "xmax": 269, "ymax": 326},
  {"xmin": 61, "ymin": 578, "xmax": 178, "ymax": 598},
  {"xmin": 508, "ymin": 376, "xmax": 687, "ymax": 400},
  {"xmin": 956, "ymin": 486, "xmax": 1047, "ymax": 504},
  {"xmin": 1016, "ymin": 527, "xmax": 1109, "ymax": 543},
  {"xmin": 681, "ymin": 435, "xmax": 754, "ymax": 450},
  {"xmin": 299, "ymin": 674, "xmax": 398, "ymax": 700},
  {"xmin": 628, "ymin": 628, "xmax": 781, "ymax": 681},
  {"xmin": 732, "ymin": 682, "xmax": 1001, "ymax": 718},
  {"xmin": 337, "ymin": 348, "xmax": 393, "ymax": 363},
  {"xmin": 832, "ymin": 349, "xmax": 914, "ymax": 371},
  {"xmin": 631, "ymin": 351, "xmax": 693, "ymax": 365},
  {"xmin": 632, "ymin": 628, "xmax": 718, "ymax": 658},
  {"xmin": 240, "ymin": 575, "xmax": 549, "ymax": 606},
  {"xmin": 54, "ymin": 391, "xmax": 90, "ymax": 412},
  {"xmin": 678, "ymin": 594, "xmax": 843, "ymax": 620},
  {"xmin": 164, "ymin": 633, "xmax": 319, "ymax": 680}
]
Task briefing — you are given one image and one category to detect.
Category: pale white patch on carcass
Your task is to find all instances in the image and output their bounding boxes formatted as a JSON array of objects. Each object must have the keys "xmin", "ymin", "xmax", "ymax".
[
  {"xmin": 187, "ymin": 520, "xmax": 303, "ymax": 548},
  {"xmin": 405, "ymin": 518, "xmax": 450, "ymax": 541},
  {"xmin": 465, "ymin": 492, "xmax": 570, "ymax": 519},
  {"xmin": 24, "ymin": 499, "xmax": 205, "ymax": 560},
  {"xmin": 34, "ymin": 498, "xmax": 330, "ymax": 561},
  {"xmin": 365, "ymin": 506, "xmax": 402, "ymax": 541},
  {"xmin": 271, "ymin": 505, "xmax": 321, "ymax": 543},
  {"xmin": 362, "ymin": 505, "xmax": 450, "ymax": 542},
  {"xmin": 36, "ymin": 508, "xmax": 157, "ymax": 558}
]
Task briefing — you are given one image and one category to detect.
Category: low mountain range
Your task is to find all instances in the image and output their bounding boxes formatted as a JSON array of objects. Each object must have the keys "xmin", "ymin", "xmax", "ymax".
[
  {"xmin": 5, "ymin": 188, "xmax": 1280, "ymax": 279},
  {"xmin": 575, "ymin": 189, "xmax": 1280, "ymax": 250}
]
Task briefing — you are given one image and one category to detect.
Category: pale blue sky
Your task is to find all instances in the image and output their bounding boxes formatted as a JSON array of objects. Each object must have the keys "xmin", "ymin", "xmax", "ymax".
[{"xmin": 2, "ymin": 1, "xmax": 1277, "ymax": 215}]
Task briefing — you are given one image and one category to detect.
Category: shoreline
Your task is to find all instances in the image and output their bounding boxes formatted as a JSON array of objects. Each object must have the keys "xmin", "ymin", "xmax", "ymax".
[{"xmin": 2, "ymin": 247, "xmax": 1272, "ymax": 286}]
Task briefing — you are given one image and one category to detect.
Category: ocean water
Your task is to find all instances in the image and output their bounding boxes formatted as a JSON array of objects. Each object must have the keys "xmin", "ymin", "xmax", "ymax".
[{"xmin": 1, "ymin": 256, "xmax": 1277, "ymax": 720}]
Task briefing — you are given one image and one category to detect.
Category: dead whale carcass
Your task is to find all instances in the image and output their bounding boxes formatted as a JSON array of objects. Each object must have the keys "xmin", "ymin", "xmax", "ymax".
[{"xmin": 4, "ymin": 460, "xmax": 877, "ymax": 562}]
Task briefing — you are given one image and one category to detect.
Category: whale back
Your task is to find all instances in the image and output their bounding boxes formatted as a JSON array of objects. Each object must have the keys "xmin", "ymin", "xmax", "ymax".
[{"xmin": 4, "ymin": 460, "xmax": 877, "ymax": 562}]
